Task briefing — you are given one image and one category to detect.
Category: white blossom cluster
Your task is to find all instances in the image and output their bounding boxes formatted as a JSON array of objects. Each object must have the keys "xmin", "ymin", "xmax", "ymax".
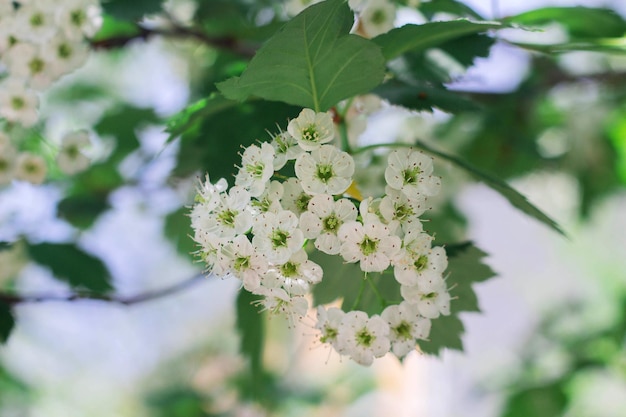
[
  {"xmin": 0, "ymin": 0, "xmax": 101, "ymax": 127},
  {"xmin": 190, "ymin": 108, "xmax": 451, "ymax": 365},
  {"xmin": 0, "ymin": 0, "xmax": 100, "ymax": 185}
]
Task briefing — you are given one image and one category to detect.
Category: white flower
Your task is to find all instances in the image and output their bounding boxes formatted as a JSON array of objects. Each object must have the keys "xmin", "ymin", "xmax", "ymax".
[
  {"xmin": 235, "ymin": 142, "xmax": 275, "ymax": 197},
  {"xmin": 56, "ymin": 130, "xmax": 91, "ymax": 174},
  {"xmin": 254, "ymin": 273, "xmax": 309, "ymax": 322},
  {"xmin": 191, "ymin": 185, "xmax": 253, "ymax": 239},
  {"xmin": 55, "ymin": 0, "xmax": 102, "ymax": 39},
  {"xmin": 379, "ymin": 186, "xmax": 427, "ymax": 232},
  {"xmin": 287, "ymin": 108, "xmax": 334, "ymax": 151},
  {"xmin": 274, "ymin": 248, "xmax": 322, "ymax": 284},
  {"xmin": 252, "ymin": 210, "xmax": 304, "ymax": 264},
  {"xmin": 42, "ymin": 33, "xmax": 89, "ymax": 80},
  {"xmin": 381, "ymin": 302, "xmax": 431, "ymax": 357},
  {"xmin": 270, "ymin": 130, "xmax": 304, "ymax": 170},
  {"xmin": 13, "ymin": 1, "xmax": 57, "ymax": 43},
  {"xmin": 338, "ymin": 217, "xmax": 401, "ymax": 272},
  {"xmin": 337, "ymin": 311, "xmax": 390, "ymax": 366},
  {"xmin": 315, "ymin": 306, "xmax": 347, "ymax": 354},
  {"xmin": 193, "ymin": 231, "xmax": 227, "ymax": 276},
  {"xmin": 400, "ymin": 280, "xmax": 451, "ymax": 319},
  {"xmin": 299, "ymin": 194, "xmax": 358, "ymax": 255},
  {"xmin": 4, "ymin": 42, "xmax": 56, "ymax": 90},
  {"xmin": 385, "ymin": 148, "xmax": 441, "ymax": 199},
  {"xmin": 295, "ymin": 145, "xmax": 355, "ymax": 195},
  {"xmin": 14, "ymin": 152, "xmax": 47, "ymax": 184},
  {"xmin": 394, "ymin": 244, "xmax": 447, "ymax": 292},
  {"xmin": 0, "ymin": 79, "xmax": 39, "ymax": 127},
  {"xmin": 358, "ymin": 0, "xmax": 396, "ymax": 38},
  {"xmin": 221, "ymin": 235, "xmax": 268, "ymax": 291},
  {"xmin": 251, "ymin": 180, "xmax": 283, "ymax": 214},
  {"xmin": 195, "ymin": 174, "xmax": 228, "ymax": 209},
  {"xmin": 280, "ymin": 177, "xmax": 312, "ymax": 216}
]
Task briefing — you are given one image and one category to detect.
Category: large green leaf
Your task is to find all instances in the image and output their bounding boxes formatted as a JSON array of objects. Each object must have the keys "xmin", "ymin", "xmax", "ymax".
[
  {"xmin": 217, "ymin": 0, "xmax": 385, "ymax": 111},
  {"xmin": 0, "ymin": 303, "xmax": 15, "ymax": 344},
  {"xmin": 236, "ymin": 289, "xmax": 266, "ymax": 398},
  {"xmin": 501, "ymin": 382, "xmax": 567, "ymax": 417},
  {"xmin": 419, "ymin": 0, "xmax": 485, "ymax": 20},
  {"xmin": 375, "ymin": 80, "xmax": 480, "ymax": 113},
  {"xmin": 101, "ymin": 0, "xmax": 163, "ymax": 20},
  {"xmin": 413, "ymin": 140, "xmax": 566, "ymax": 236},
  {"xmin": 373, "ymin": 20, "xmax": 503, "ymax": 60},
  {"xmin": 28, "ymin": 244, "xmax": 113, "ymax": 293},
  {"xmin": 507, "ymin": 7, "xmax": 626, "ymax": 39}
]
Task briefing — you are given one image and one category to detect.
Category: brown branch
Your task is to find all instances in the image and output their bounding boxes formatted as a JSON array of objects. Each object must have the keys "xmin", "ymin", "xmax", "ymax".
[
  {"xmin": 90, "ymin": 22, "xmax": 257, "ymax": 58},
  {"xmin": 0, "ymin": 273, "xmax": 207, "ymax": 307}
]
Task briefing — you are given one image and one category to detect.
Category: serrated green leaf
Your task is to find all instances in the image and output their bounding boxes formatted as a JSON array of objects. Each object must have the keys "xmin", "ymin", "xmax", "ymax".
[
  {"xmin": 375, "ymin": 80, "xmax": 480, "ymax": 113},
  {"xmin": 413, "ymin": 140, "xmax": 566, "ymax": 236},
  {"xmin": 165, "ymin": 94, "xmax": 238, "ymax": 142},
  {"xmin": 0, "ymin": 303, "xmax": 15, "ymax": 344},
  {"xmin": 373, "ymin": 19, "xmax": 503, "ymax": 60},
  {"xmin": 445, "ymin": 242, "xmax": 496, "ymax": 313},
  {"xmin": 507, "ymin": 7, "xmax": 626, "ymax": 39},
  {"xmin": 419, "ymin": 314, "xmax": 464, "ymax": 354},
  {"xmin": 101, "ymin": 0, "xmax": 163, "ymax": 20},
  {"xmin": 28, "ymin": 244, "xmax": 112, "ymax": 293},
  {"xmin": 164, "ymin": 208, "xmax": 196, "ymax": 260},
  {"xmin": 236, "ymin": 289, "xmax": 265, "ymax": 394},
  {"xmin": 217, "ymin": 0, "xmax": 385, "ymax": 111},
  {"xmin": 419, "ymin": 0, "xmax": 485, "ymax": 20}
]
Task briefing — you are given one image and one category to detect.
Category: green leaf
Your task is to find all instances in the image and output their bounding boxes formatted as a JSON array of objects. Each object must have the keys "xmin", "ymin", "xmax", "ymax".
[
  {"xmin": 0, "ymin": 242, "xmax": 11, "ymax": 252},
  {"xmin": 236, "ymin": 289, "xmax": 265, "ymax": 397},
  {"xmin": 373, "ymin": 19, "xmax": 503, "ymax": 60},
  {"xmin": 0, "ymin": 303, "xmax": 15, "ymax": 344},
  {"xmin": 507, "ymin": 7, "xmax": 626, "ymax": 39},
  {"xmin": 419, "ymin": 315, "xmax": 464, "ymax": 354},
  {"xmin": 217, "ymin": 0, "xmax": 385, "ymax": 111},
  {"xmin": 165, "ymin": 94, "xmax": 238, "ymax": 142},
  {"xmin": 95, "ymin": 106, "xmax": 159, "ymax": 163},
  {"xmin": 310, "ymin": 250, "xmax": 398, "ymax": 316},
  {"xmin": 413, "ymin": 140, "xmax": 566, "ymax": 236},
  {"xmin": 28, "ymin": 244, "xmax": 113, "ymax": 293},
  {"xmin": 419, "ymin": 0, "xmax": 485, "ymax": 20},
  {"xmin": 101, "ymin": 0, "xmax": 163, "ymax": 20},
  {"xmin": 375, "ymin": 80, "xmax": 480, "ymax": 113},
  {"xmin": 164, "ymin": 208, "xmax": 196, "ymax": 260},
  {"xmin": 501, "ymin": 382, "xmax": 567, "ymax": 417},
  {"xmin": 91, "ymin": 14, "xmax": 141, "ymax": 42},
  {"xmin": 445, "ymin": 242, "xmax": 495, "ymax": 313}
]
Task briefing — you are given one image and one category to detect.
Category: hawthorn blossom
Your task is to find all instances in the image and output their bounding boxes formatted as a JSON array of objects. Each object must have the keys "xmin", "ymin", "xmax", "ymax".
[
  {"xmin": 338, "ymin": 216, "xmax": 401, "ymax": 272},
  {"xmin": 252, "ymin": 210, "xmax": 304, "ymax": 264},
  {"xmin": 337, "ymin": 311, "xmax": 390, "ymax": 366},
  {"xmin": 385, "ymin": 148, "xmax": 441, "ymax": 199},
  {"xmin": 287, "ymin": 108, "xmax": 334, "ymax": 151},
  {"xmin": 381, "ymin": 302, "xmax": 431, "ymax": 357},
  {"xmin": 299, "ymin": 194, "xmax": 358, "ymax": 255},
  {"xmin": 295, "ymin": 145, "xmax": 355, "ymax": 195}
]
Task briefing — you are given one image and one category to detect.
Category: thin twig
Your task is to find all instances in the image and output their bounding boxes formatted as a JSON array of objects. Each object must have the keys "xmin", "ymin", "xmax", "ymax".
[{"xmin": 0, "ymin": 273, "xmax": 207, "ymax": 307}]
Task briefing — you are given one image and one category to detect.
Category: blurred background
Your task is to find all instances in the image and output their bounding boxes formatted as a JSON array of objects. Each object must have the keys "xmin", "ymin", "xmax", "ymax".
[{"xmin": 0, "ymin": 0, "xmax": 625, "ymax": 416}]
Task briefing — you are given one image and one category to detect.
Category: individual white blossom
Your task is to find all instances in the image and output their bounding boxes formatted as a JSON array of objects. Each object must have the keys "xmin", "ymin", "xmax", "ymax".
[
  {"xmin": 337, "ymin": 311, "xmax": 390, "ymax": 366},
  {"xmin": 254, "ymin": 272, "xmax": 309, "ymax": 321},
  {"xmin": 295, "ymin": 145, "xmax": 355, "ymax": 195},
  {"xmin": 0, "ymin": 79, "xmax": 39, "ymax": 127},
  {"xmin": 315, "ymin": 306, "xmax": 347, "ymax": 354},
  {"xmin": 221, "ymin": 235, "xmax": 268, "ymax": 291},
  {"xmin": 251, "ymin": 180, "xmax": 284, "ymax": 214},
  {"xmin": 379, "ymin": 186, "xmax": 428, "ymax": 233},
  {"xmin": 4, "ymin": 42, "xmax": 55, "ymax": 90},
  {"xmin": 252, "ymin": 210, "xmax": 304, "ymax": 264},
  {"xmin": 14, "ymin": 152, "xmax": 47, "ymax": 184},
  {"xmin": 43, "ymin": 33, "xmax": 90, "ymax": 80},
  {"xmin": 381, "ymin": 302, "xmax": 431, "ymax": 357},
  {"xmin": 55, "ymin": 0, "xmax": 102, "ymax": 39},
  {"xmin": 190, "ymin": 185, "xmax": 253, "ymax": 239},
  {"xmin": 401, "ymin": 280, "xmax": 451, "ymax": 319},
  {"xmin": 338, "ymin": 215, "xmax": 401, "ymax": 272},
  {"xmin": 394, "ymin": 244, "xmax": 447, "ymax": 292},
  {"xmin": 385, "ymin": 148, "xmax": 441, "ymax": 199},
  {"xmin": 56, "ymin": 130, "xmax": 91, "ymax": 174},
  {"xmin": 299, "ymin": 194, "xmax": 358, "ymax": 255},
  {"xmin": 13, "ymin": 1, "xmax": 57, "ymax": 43},
  {"xmin": 274, "ymin": 248, "xmax": 323, "ymax": 284},
  {"xmin": 358, "ymin": 0, "xmax": 396, "ymax": 38},
  {"xmin": 270, "ymin": 130, "xmax": 304, "ymax": 170},
  {"xmin": 280, "ymin": 177, "xmax": 312, "ymax": 216},
  {"xmin": 287, "ymin": 108, "xmax": 334, "ymax": 151},
  {"xmin": 235, "ymin": 142, "xmax": 275, "ymax": 197}
]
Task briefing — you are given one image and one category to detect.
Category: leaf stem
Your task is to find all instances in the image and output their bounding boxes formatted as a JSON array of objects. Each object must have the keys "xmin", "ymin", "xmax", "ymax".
[
  {"xmin": 350, "ymin": 278, "xmax": 367, "ymax": 310},
  {"xmin": 365, "ymin": 275, "xmax": 387, "ymax": 309}
]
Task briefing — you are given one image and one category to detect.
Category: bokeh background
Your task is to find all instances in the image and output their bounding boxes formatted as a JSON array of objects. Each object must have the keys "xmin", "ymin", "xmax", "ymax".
[{"xmin": 1, "ymin": 0, "xmax": 625, "ymax": 416}]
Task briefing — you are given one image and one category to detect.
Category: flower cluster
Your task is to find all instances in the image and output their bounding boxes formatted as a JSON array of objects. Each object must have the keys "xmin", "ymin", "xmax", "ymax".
[
  {"xmin": 190, "ymin": 108, "xmax": 450, "ymax": 365},
  {"xmin": 0, "ymin": 0, "xmax": 101, "ymax": 127}
]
